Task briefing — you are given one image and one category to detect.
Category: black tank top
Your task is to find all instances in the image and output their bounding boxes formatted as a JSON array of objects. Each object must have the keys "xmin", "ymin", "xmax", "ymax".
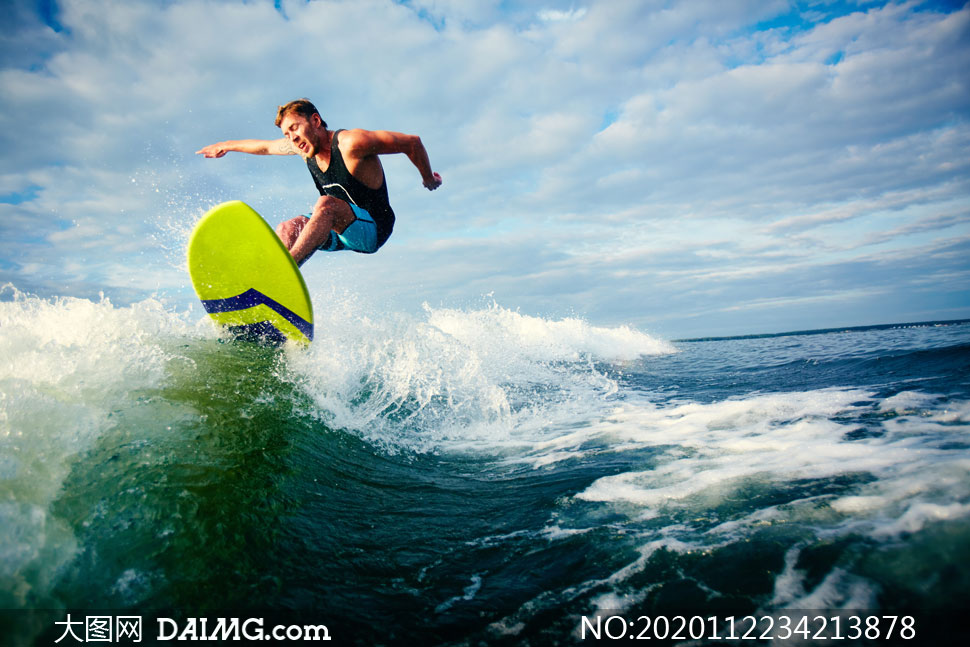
[{"xmin": 306, "ymin": 129, "xmax": 395, "ymax": 246}]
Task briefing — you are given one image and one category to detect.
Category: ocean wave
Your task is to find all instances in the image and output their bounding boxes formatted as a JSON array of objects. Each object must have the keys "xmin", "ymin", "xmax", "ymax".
[
  {"xmin": 282, "ymin": 291, "xmax": 674, "ymax": 453},
  {"xmin": 0, "ymin": 286, "xmax": 203, "ymax": 607},
  {"xmin": 3, "ymin": 285, "xmax": 967, "ymax": 638}
]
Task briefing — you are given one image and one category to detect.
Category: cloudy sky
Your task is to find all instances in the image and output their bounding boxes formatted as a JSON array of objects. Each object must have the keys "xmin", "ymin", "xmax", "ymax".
[{"xmin": 1, "ymin": 0, "xmax": 968, "ymax": 338}]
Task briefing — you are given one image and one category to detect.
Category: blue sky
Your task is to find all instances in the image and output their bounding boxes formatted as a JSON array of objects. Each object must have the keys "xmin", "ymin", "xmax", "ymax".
[{"xmin": 1, "ymin": 0, "xmax": 968, "ymax": 338}]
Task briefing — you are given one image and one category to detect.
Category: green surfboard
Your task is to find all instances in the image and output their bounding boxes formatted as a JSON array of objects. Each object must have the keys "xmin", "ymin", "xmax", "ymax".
[{"xmin": 188, "ymin": 200, "xmax": 313, "ymax": 345}]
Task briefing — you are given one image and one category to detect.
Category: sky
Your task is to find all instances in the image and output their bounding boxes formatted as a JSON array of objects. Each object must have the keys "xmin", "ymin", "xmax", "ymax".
[{"xmin": 1, "ymin": 0, "xmax": 968, "ymax": 339}]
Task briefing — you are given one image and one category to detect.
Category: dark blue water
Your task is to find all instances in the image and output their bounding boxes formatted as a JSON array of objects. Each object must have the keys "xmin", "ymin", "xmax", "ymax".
[{"xmin": 2, "ymin": 290, "xmax": 968, "ymax": 645}]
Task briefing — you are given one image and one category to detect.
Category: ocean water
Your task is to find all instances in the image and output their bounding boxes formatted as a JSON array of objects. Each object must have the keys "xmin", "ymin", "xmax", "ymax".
[{"xmin": 1, "ymin": 284, "xmax": 968, "ymax": 645}]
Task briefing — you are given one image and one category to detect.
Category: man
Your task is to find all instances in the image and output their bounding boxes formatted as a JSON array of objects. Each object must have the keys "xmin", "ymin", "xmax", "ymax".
[{"xmin": 196, "ymin": 99, "xmax": 442, "ymax": 265}]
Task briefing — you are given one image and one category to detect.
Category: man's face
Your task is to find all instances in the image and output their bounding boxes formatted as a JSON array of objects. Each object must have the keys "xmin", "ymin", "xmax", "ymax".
[{"xmin": 280, "ymin": 112, "xmax": 320, "ymax": 158}]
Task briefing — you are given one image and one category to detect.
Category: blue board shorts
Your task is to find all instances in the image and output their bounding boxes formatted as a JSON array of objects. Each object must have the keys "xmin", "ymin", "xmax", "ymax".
[{"xmin": 315, "ymin": 204, "xmax": 378, "ymax": 254}]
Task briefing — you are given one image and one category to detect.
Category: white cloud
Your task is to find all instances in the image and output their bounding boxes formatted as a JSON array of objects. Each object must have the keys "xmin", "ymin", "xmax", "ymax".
[{"xmin": 537, "ymin": 7, "xmax": 587, "ymax": 22}]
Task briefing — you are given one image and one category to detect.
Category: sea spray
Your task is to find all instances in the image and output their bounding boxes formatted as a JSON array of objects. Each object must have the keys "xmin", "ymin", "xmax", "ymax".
[
  {"xmin": 283, "ymin": 291, "xmax": 675, "ymax": 453},
  {"xmin": 0, "ymin": 286, "xmax": 204, "ymax": 608}
]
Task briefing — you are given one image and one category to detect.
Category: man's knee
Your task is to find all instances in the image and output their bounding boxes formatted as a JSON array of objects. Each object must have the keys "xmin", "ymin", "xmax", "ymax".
[
  {"xmin": 312, "ymin": 195, "xmax": 339, "ymax": 213},
  {"xmin": 313, "ymin": 195, "xmax": 355, "ymax": 229}
]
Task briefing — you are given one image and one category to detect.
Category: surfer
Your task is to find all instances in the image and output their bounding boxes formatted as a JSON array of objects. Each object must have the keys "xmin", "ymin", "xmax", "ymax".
[{"xmin": 196, "ymin": 99, "xmax": 442, "ymax": 265}]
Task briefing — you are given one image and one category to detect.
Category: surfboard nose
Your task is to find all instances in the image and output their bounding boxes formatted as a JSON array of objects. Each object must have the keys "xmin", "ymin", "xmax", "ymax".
[{"xmin": 188, "ymin": 201, "xmax": 314, "ymax": 346}]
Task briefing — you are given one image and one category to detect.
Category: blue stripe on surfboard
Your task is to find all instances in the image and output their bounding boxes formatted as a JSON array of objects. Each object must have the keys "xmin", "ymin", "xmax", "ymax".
[{"xmin": 201, "ymin": 288, "xmax": 313, "ymax": 341}]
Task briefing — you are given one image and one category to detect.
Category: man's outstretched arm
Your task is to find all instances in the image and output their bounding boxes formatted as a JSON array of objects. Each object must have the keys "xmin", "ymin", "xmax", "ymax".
[
  {"xmin": 196, "ymin": 138, "xmax": 297, "ymax": 158},
  {"xmin": 342, "ymin": 129, "xmax": 442, "ymax": 190}
]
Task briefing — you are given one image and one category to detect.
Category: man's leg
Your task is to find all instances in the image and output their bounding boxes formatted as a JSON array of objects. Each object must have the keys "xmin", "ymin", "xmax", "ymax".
[
  {"xmin": 275, "ymin": 196, "xmax": 356, "ymax": 265},
  {"xmin": 275, "ymin": 216, "xmax": 310, "ymax": 250}
]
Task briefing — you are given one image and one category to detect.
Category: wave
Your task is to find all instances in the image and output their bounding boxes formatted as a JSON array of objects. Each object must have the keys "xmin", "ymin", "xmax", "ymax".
[
  {"xmin": 0, "ymin": 284, "xmax": 674, "ymax": 608},
  {"xmin": 5, "ymin": 284, "xmax": 966, "ymax": 634},
  {"xmin": 282, "ymin": 291, "xmax": 675, "ymax": 453},
  {"xmin": 0, "ymin": 286, "xmax": 205, "ymax": 607}
]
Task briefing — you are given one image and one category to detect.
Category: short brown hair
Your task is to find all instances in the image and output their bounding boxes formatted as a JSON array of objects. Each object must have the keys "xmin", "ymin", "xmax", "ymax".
[{"xmin": 274, "ymin": 98, "xmax": 327, "ymax": 129}]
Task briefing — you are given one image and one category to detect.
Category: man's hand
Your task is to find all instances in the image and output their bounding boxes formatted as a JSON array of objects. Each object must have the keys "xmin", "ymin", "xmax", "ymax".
[
  {"xmin": 196, "ymin": 143, "xmax": 229, "ymax": 158},
  {"xmin": 424, "ymin": 172, "xmax": 443, "ymax": 191}
]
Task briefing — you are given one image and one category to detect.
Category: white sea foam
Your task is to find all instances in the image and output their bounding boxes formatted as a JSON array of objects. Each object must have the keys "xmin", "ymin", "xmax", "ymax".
[
  {"xmin": 570, "ymin": 389, "xmax": 969, "ymax": 516},
  {"xmin": 283, "ymin": 287, "xmax": 675, "ymax": 453},
  {"xmin": 434, "ymin": 573, "xmax": 483, "ymax": 613},
  {"xmin": 768, "ymin": 545, "xmax": 880, "ymax": 610},
  {"xmin": 879, "ymin": 390, "xmax": 939, "ymax": 414},
  {"xmin": 525, "ymin": 381, "xmax": 970, "ymax": 608},
  {"xmin": 870, "ymin": 501, "xmax": 970, "ymax": 538},
  {"xmin": 0, "ymin": 286, "xmax": 201, "ymax": 607},
  {"xmin": 425, "ymin": 302, "xmax": 676, "ymax": 362}
]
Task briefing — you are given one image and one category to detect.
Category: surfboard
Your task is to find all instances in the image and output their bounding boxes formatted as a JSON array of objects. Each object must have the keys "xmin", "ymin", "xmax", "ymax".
[{"xmin": 188, "ymin": 200, "xmax": 313, "ymax": 345}]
